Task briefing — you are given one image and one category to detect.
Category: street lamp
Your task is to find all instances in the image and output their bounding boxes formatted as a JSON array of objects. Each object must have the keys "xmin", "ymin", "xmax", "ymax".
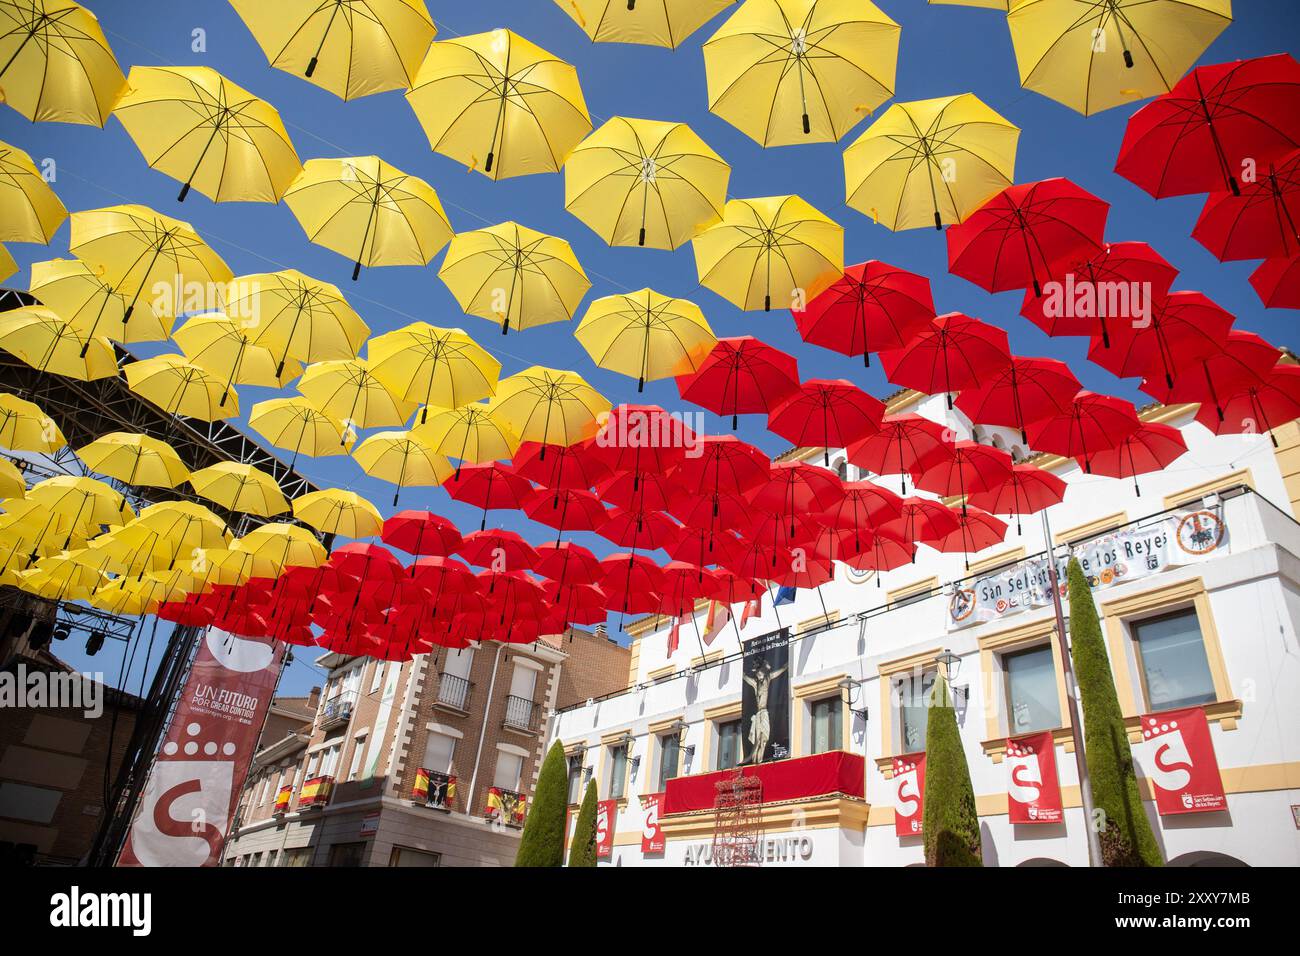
[
  {"xmin": 837, "ymin": 676, "xmax": 869, "ymax": 721},
  {"xmin": 934, "ymin": 648, "xmax": 961, "ymax": 681}
]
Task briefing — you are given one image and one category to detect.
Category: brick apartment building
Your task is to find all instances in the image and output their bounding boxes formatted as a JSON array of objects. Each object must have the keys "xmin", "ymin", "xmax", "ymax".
[{"xmin": 223, "ymin": 626, "xmax": 629, "ymax": 867}]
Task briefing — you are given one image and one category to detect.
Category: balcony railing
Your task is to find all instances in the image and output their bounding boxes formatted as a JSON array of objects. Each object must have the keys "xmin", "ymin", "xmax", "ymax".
[
  {"xmin": 434, "ymin": 673, "xmax": 472, "ymax": 712},
  {"xmin": 503, "ymin": 695, "xmax": 541, "ymax": 732},
  {"xmin": 319, "ymin": 691, "xmax": 357, "ymax": 729}
]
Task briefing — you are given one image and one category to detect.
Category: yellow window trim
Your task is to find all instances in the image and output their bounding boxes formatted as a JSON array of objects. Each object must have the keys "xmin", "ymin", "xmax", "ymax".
[
  {"xmin": 648, "ymin": 714, "xmax": 686, "ymax": 735},
  {"xmin": 982, "ymin": 726, "xmax": 1078, "ymax": 763},
  {"xmin": 1054, "ymin": 511, "xmax": 1127, "ymax": 545},
  {"xmin": 793, "ymin": 673, "xmax": 853, "ymax": 759},
  {"xmin": 596, "ymin": 728, "xmax": 634, "ymax": 803},
  {"xmin": 626, "ymin": 638, "xmax": 641, "ymax": 687},
  {"xmin": 886, "ymin": 576, "xmax": 938, "ymax": 606},
  {"xmin": 796, "ymin": 610, "xmax": 840, "ymax": 633},
  {"xmin": 703, "ymin": 700, "xmax": 742, "ymax": 721},
  {"xmin": 690, "ymin": 649, "xmax": 725, "ymax": 669},
  {"xmin": 1272, "ymin": 419, "xmax": 1300, "ymax": 519},
  {"xmin": 876, "ymin": 647, "xmax": 945, "ymax": 764},
  {"xmin": 646, "ymin": 663, "xmax": 675, "ymax": 682},
  {"xmin": 793, "ymin": 673, "xmax": 851, "ymax": 699},
  {"xmin": 1162, "ymin": 468, "xmax": 1254, "ymax": 510},
  {"xmin": 966, "ymin": 546, "xmax": 1027, "ymax": 577},
  {"xmin": 975, "ymin": 615, "xmax": 1072, "ymax": 747}
]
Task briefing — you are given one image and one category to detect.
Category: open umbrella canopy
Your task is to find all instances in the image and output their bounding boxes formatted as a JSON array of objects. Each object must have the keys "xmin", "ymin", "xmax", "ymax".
[
  {"xmin": 564, "ymin": 116, "xmax": 729, "ymax": 249},
  {"xmin": 77, "ymin": 432, "xmax": 188, "ymax": 488},
  {"xmin": 0, "ymin": 306, "xmax": 117, "ymax": 380},
  {"xmin": 112, "ymin": 65, "xmax": 302, "ymax": 203},
  {"xmin": 0, "ymin": 392, "xmax": 64, "ymax": 452},
  {"xmin": 575, "ymin": 288, "xmax": 716, "ymax": 391},
  {"xmin": 676, "ymin": 335, "xmax": 799, "ymax": 429},
  {"xmin": 0, "ymin": 0, "xmax": 127, "ymax": 125},
  {"xmin": 671, "ymin": 434, "xmax": 770, "ymax": 499},
  {"xmin": 584, "ymin": 404, "xmax": 691, "ymax": 478},
  {"xmin": 0, "ymin": 243, "xmax": 13, "ymax": 283},
  {"xmin": 879, "ymin": 311, "xmax": 1010, "ymax": 405},
  {"xmin": 1089, "ymin": 290, "xmax": 1234, "ymax": 388},
  {"xmin": 534, "ymin": 540, "xmax": 602, "ymax": 585},
  {"xmin": 819, "ymin": 480, "xmax": 903, "ymax": 542},
  {"xmin": 297, "ymin": 358, "xmax": 416, "ymax": 433},
  {"xmin": 1192, "ymin": 148, "xmax": 1300, "ymax": 261},
  {"xmin": 0, "ymin": 138, "xmax": 67, "ymax": 242},
  {"xmin": 405, "ymin": 28, "xmax": 591, "ymax": 179},
  {"xmin": 1007, "ymin": 0, "xmax": 1233, "ymax": 116},
  {"xmin": 955, "ymin": 356, "xmax": 1081, "ymax": 443},
  {"xmin": 225, "ymin": 269, "xmax": 369, "ymax": 376},
  {"xmin": 0, "ymin": 458, "xmax": 24, "ymax": 499},
  {"xmin": 444, "ymin": 462, "xmax": 535, "ymax": 530},
  {"xmin": 382, "ymin": 510, "xmax": 463, "ymax": 558},
  {"xmin": 598, "ymin": 506, "xmax": 682, "ymax": 552},
  {"xmin": 1251, "ymin": 255, "xmax": 1300, "ymax": 310},
  {"xmin": 1194, "ymin": 364, "xmax": 1300, "ymax": 445},
  {"xmin": 28, "ymin": 258, "xmax": 172, "ymax": 347},
  {"xmin": 846, "ymin": 413, "xmax": 952, "ymax": 495},
  {"xmin": 292, "ymin": 487, "xmax": 383, "ymax": 537},
  {"xmin": 556, "ymin": 0, "xmax": 735, "ymax": 47},
  {"xmin": 173, "ymin": 311, "xmax": 288, "ymax": 402},
  {"xmin": 368, "ymin": 322, "xmax": 500, "ymax": 421},
  {"xmin": 915, "ymin": 440, "xmax": 1013, "ymax": 505},
  {"xmin": 767, "ymin": 378, "xmax": 885, "ymax": 463},
  {"xmin": 188, "ymin": 462, "xmax": 289, "ymax": 517},
  {"xmin": 966, "ymin": 463, "xmax": 1067, "ymax": 533},
  {"xmin": 415, "ymin": 402, "xmax": 520, "ymax": 471},
  {"xmin": 1089, "ymin": 422, "xmax": 1189, "ymax": 496},
  {"xmin": 702, "ymin": 0, "xmax": 899, "ymax": 146},
  {"xmin": 511, "ymin": 439, "xmax": 609, "ymax": 491},
  {"xmin": 233, "ymin": 522, "xmax": 328, "ymax": 574},
  {"xmin": 249, "ymin": 396, "xmax": 354, "ymax": 463},
  {"xmin": 228, "ymin": 0, "xmax": 436, "ymax": 101},
  {"xmin": 353, "ymin": 430, "xmax": 452, "ymax": 505},
  {"xmin": 1141, "ymin": 329, "xmax": 1283, "ymax": 416},
  {"xmin": 524, "ymin": 487, "xmax": 608, "ymax": 539},
  {"xmin": 488, "ymin": 366, "xmax": 610, "ymax": 449},
  {"xmin": 844, "ymin": 93, "xmax": 1019, "ymax": 231},
  {"xmin": 459, "ymin": 528, "xmax": 540, "ymax": 570},
  {"xmin": 793, "ymin": 260, "xmax": 935, "ymax": 367},
  {"xmin": 125, "ymin": 353, "xmax": 238, "ymax": 421},
  {"xmin": 283, "ymin": 156, "xmax": 453, "ymax": 280},
  {"xmin": 1025, "ymin": 390, "xmax": 1141, "ymax": 472},
  {"xmin": 934, "ymin": 507, "xmax": 1008, "ymax": 564},
  {"xmin": 693, "ymin": 195, "xmax": 843, "ymax": 312}
]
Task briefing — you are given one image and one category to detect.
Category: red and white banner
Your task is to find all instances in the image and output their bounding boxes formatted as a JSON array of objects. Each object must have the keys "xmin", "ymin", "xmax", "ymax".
[
  {"xmin": 595, "ymin": 799, "xmax": 618, "ymax": 858},
  {"xmin": 118, "ymin": 629, "xmax": 283, "ymax": 867},
  {"xmin": 1006, "ymin": 731, "xmax": 1063, "ymax": 824},
  {"xmin": 639, "ymin": 792, "xmax": 665, "ymax": 854},
  {"xmin": 1139, "ymin": 706, "xmax": 1227, "ymax": 815},
  {"xmin": 892, "ymin": 752, "xmax": 925, "ymax": 837}
]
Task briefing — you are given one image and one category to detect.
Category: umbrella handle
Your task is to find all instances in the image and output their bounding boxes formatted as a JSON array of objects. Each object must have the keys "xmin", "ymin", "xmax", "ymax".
[
  {"xmin": 934, "ymin": 210, "xmax": 942, "ymax": 231},
  {"xmin": 306, "ymin": 56, "xmax": 319, "ymax": 77}
]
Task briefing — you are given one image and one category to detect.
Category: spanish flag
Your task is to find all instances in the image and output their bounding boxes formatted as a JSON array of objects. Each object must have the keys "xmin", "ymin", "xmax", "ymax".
[
  {"xmin": 445, "ymin": 775, "xmax": 458, "ymax": 807},
  {"xmin": 300, "ymin": 775, "xmax": 333, "ymax": 807},
  {"xmin": 412, "ymin": 767, "xmax": 431, "ymax": 802},
  {"xmin": 274, "ymin": 786, "xmax": 293, "ymax": 814}
]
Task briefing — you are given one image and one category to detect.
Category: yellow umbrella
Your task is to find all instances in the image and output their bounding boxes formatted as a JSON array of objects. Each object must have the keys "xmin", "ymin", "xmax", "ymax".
[
  {"xmin": 229, "ymin": 0, "xmax": 437, "ymax": 101},
  {"xmin": 19, "ymin": 549, "xmax": 106, "ymax": 600},
  {"xmin": 438, "ymin": 222, "xmax": 591, "ymax": 335},
  {"xmin": 929, "ymin": 0, "xmax": 1009, "ymax": 7},
  {"xmin": 703, "ymin": 0, "xmax": 899, "ymax": 147},
  {"xmin": 292, "ymin": 488, "xmax": 383, "ymax": 538},
  {"xmin": 124, "ymin": 354, "xmax": 239, "ymax": 421},
  {"xmin": 188, "ymin": 462, "xmax": 289, "ymax": 517},
  {"xmin": 77, "ymin": 432, "xmax": 189, "ymax": 488},
  {"xmin": 224, "ymin": 269, "xmax": 369, "ymax": 376},
  {"xmin": 1007, "ymin": 0, "xmax": 1233, "ymax": 116},
  {"xmin": 283, "ymin": 156, "xmax": 453, "ymax": 280},
  {"xmin": 844, "ymin": 93, "xmax": 1020, "ymax": 232},
  {"xmin": 0, "ymin": 392, "xmax": 64, "ymax": 452},
  {"xmin": 557, "ymin": 0, "xmax": 736, "ymax": 47},
  {"xmin": 27, "ymin": 474, "xmax": 133, "ymax": 532},
  {"xmin": 232, "ymin": 523, "xmax": 326, "ymax": 576},
  {"xmin": 29, "ymin": 258, "xmax": 172, "ymax": 347},
  {"xmin": 414, "ymin": 402, "xmax": 520, "ymax": 473},
  {"xmin": 172, "ymin": 312, "xmax": 289, "ymax": 407},
  {"xmin": 353, "ymin": 430, "xmax": 452, "ymax": 505},
  {"xmin": 406, "ymin": 28, "xmax": 591, "ymax": 180},
  {"xmin": 85, "ymin": 523, "xmax": 173, "ymax": 578},
  {"xmin": 69, "ymin": 204, "xmax": 233, "ymax": 326},
  {"xmin": 183, "ymin": 547, "xmax": 254, "ymax": 588},
  {"xmin": 0, "ymin": 498, "xmax": 87, "ymax": 563},
  {"xmin": 112, "ymin": 65, "xmax": 302, "ymax": 203},
  {"xmin": 0, "ymin": 242, "xmax": 13, "ymax": 282},
  {"xmin": 249, "ymin": 397, "xmax": 354, "ymax": 465},
  {"xmin": 692, "ymin": 195, "xmax": 843, "ymax": 312},
  {"xmin": 87, "ymin": 576, "xmax": 155, "ymax": 615},
  {"xmin": 489, "ymin": 367, "xmax": 610, "ymax": 449},
  {"xmin": 298, "ymin": 358, "xmax": 416, "ymax": 434},
  {"xmin": 125, "ymin": 500, "xmax": 229, "ymax": 574},
  {"xmin": 0, "ymin": 138, "xmax": 67, "ymax": 242},
  {"xmin": 0, "ymin": 0, "xmax": 127, "ymax": 126},
  {"xmin": 574, "ymin": 288, "xmax": 716, "ymax": 391},
  {"xmin": 564, "ymin": 116, "xmax": 729, "ymax": 250},
  {"xmin": 0, "ymin": 457, "xmax": 24, "ymax": 498},
  {"xmin": 0, "ymin": 306, "xmax": 117, "ymax": 379},
  {"xmin": 367, "ymin": 322, "xmax": 500, "ymax": 422}
]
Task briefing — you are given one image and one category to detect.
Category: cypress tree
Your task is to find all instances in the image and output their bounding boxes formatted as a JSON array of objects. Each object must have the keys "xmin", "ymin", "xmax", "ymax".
[
  {"xmin": 567, "ymin": 779, "xmax": 599, "ymax": 867},
  {"xmin": 515, "ymin": 741, "xmax": 568, "ymax": 867},
  {"xmin": 922, "ymin": 673, "xmax": 983, "ymax": 866},
  {"xmin": 1066, "ymin": 557, "xmax": 1164, "ymax": 866}
]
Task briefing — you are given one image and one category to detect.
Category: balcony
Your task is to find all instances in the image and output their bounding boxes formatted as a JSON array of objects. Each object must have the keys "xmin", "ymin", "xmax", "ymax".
[
  {"xmin": 502, "ymin": 695, "xmax": 541, "ymax": 733},
  {"xmin": 319, "ymin": 691, "xmax": 356, "ymax": 730},
  {"xmin": 433, "ymin": 673, "xmax": 473, "ymax": 713}
]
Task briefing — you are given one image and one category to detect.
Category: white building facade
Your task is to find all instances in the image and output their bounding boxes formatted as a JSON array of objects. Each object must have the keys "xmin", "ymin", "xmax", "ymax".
[{"xmin": 548, "ymin": 394, "xmax": 1300, "ymax": 867}]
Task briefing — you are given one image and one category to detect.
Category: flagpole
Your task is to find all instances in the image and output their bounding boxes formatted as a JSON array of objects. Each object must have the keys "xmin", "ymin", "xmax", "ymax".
[{"xmin": 1040, "ymin": 509, "xmax": 1102, "ymax": 868}]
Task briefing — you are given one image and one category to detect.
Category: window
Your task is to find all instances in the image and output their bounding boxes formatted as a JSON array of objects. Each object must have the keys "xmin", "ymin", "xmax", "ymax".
[
  {"xmin": 494, "ymin": 751, "xmax": 524, "ymax": 792},
  {"xmin": 369, "ymin": 660, "xmax": 383, "ymax": 693},
  {"xmin": 327, "ymin": 842, "xmax": 367, "ymax": 867},
  {"xmin": 422, "ymin": 732, "xmax": 456, "ymax": 774},
  {"xmin": 1132, "ymin": 609, "xmax": 1216, "ymax": 710},
  {"xmin": 566, "ymin": 753, "xmax": 584, "ymax": 805},
  {"xmin": 810, "ymin": 696, "xmax": 843, "ymax": 754},
  {"xmin": 1004, "ymin": 646, "xmax": 1061, "ymax": 734},
  {"xmin": 347, "ymin": 736, "xmax": 367, "ymax": 781},
  {"xmin": 657, "ymin": 733, "xmax": 680, "ymax": 791},
  {"xmin": 897, "ymin": 670, "xmax": 936, "ymax": 752},
  {"xmin": 317, "ymin": 743, "xmax": 342, "ymax": 778},
  {"xmin": 716, "ymin": 720, "xmax": 742, "ymax": 770},
  {"xmin": 390, "ymin": 846, "xmax": 441, "ymax": 867},
  {"xmin": 282, "ymin": 848, "xmax": 311, "ymax": 867},
  {"xmin": 607, "ymin": 744, "xmax": 627, "ymax": 800},
  {"xmin": 508, "ymin": 664, "xmax": 537, "ymax": 702}
]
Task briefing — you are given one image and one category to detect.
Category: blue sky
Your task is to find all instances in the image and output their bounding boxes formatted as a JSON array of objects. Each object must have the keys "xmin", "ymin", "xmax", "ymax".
[{"xmin": 3, "ymin": 0, "xmax": 1296, "ymax": 696}]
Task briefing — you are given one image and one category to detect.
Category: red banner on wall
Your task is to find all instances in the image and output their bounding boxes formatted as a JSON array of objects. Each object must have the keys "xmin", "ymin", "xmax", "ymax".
[
  {"xmin": 118, "ymin": 629, "xmax": 283, "ymax": 866},
  {"xmin": 595, "ymin": 799, "xmax": 618, "ymax": 858},
  {"xmin": 892, "ymin": 752, "xmax": 925, "ymax": 837},
  {"xmin": 1139, "ymin": 706, "xmax": 1227, "ymax": 815},
  {"xmin": 1006, "ymin": 731, "xmax": 1063, "ymax": 824},
  {"xmin": 639, "ymin": 792, "xmax": 665, "ymax": 854}
]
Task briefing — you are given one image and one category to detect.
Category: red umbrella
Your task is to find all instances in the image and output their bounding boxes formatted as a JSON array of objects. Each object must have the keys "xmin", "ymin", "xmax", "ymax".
[
  {"xmin": 444, "ymin": 462, "xmax": 535, "ymax": 530},
  {"xmin": 676, "ymin": 336, "xmax": 799, "ymax": 429},
  {"xmin": 597, "ymin": 507, "xmax": 682, "ymax": 553},
  {"xmin": 1251, "ymin": 255, "xmax": 1300, "ymax": 310},
  {"xmin": 665, "ymin": 525, "xmax": 744, "ymax": 569},
  {"xmin": 1088, "ymin": 290, "xmax": 1234, "ymax": 389},
  {"xmin": 955, "ymin": 356, "xmax": 1081, "ymax": 443},
  {"xmin": 458, "ymin": 529, "xmax": 539, "ymax": 571},
  {"xmin": 533, "ymin": 541, "xmax": 602, "ymax": 586},
  {"xmin": 156, "ymin": 594, "xmax": 216, "ymax": 627},
  {"xmin": 947, "ymin": 178, "xmax": 1110, "ymax": 297},
  {"xmin": 658, "ymin": 561, "xmax": 720, "ymax": 617},
  {"xmin": 1115, "ymin": 54, "xmax": 1300, "ymax": 198},
  {"xmin": 670, "ymin": 435, "xmax": 770, "ymax": 501},
  {"xmin": 966, "ymin": 463, "xmax": 1067, "ymax": 535},
  {"xmin": 915, "ymin": 440, "xmax": 1014, "ymax": 512},
  {"xmin": 1194, "ymin": 364, "xmax": 1300, "ymax": 447},
  {"xmin": 381, "ymin": 510, "xmax": 462, "ymax": 557},
  {"xmin": 511, "ymin": 439, "xmax": 610, "ymax": 491},
  {"xmin": 585, "ymin": 404, "xmax": 690, "ymax": 477},
  {"xmin": 747, "ymin": 462, "xmax": 844, "ymax": 534},
  {"xmin": 594, "ymin": 469, "xmax": 675, "ymax": 512},
  {"xmin": 523, "ymin": 487, "xmax": 608, "ymax": 542},
  {"xmin": 1193, "ymin": 148, "xmax": 1300, "ymax": 261},
  {"xmin": 666, "ymin": 487, "xmax": 755, "ymax": 543},
  {"xmin": 819, "ymin": 480, "xmax": 904, "ymax": 538},
  {"xmin": 879, "ymin": 312, "xmax": 1010, "ymax": 408},
  {"xmin": 846, "ymin": 413, "xmax": 952, "ymax": 495},
  {"xmin": 1088, "ymin": 422, "xmax": 1188, "ymax": 497},
  {"xmin": 793, "ymin": 260, "xmax": 935, "ymax": 367},
  {"xmin": 771, "ymin": 553, "xmax": 834, "ymax": 590},
  {"xmin": 879, "ymin": 497, "xmax": 961, "ymax": 549},
  {"xmin": 1139, "ymin": 329, "xmax": 1282, "ymax": 420},
  {"xmin": 407, "ymin": 555, "xmax": 476, "ymax": 602},
  {"xmin": 328, "ymin": 542, "xmax": 405, "ymax": 583},
  {"xmin": 745, "ymin": 512, "xmax": 823, "ymax": 555},
  {"xmin": 723, "ymin": 538, "xmax": 792, "ymax": 581},
  {"xmin": 934, "ymin": 508, "xmax": 1008, "ymax": 568},
  {"xmin": 707, "ymin": 568, "xmax": 765, "ymax": 605},
  {"xmin": 545, "ymin": 580, "xmax": 608, "ymax": 627},
  {"xmin": 1025, "ymin": 390, "xmax": 1141, "ymax": 473},
  {"xmin": 767, "ymin": 379, "xmax": 885, "ymax": 465},
  {"xmin": 598, "ymin": 552, "xmax": 665, "ymax": 615},
  {"xmin": 835, "ymin": 528, "xmax": 914, "ymax": 579},
  {"xmin": 1019, "ymin": 242, "xmax": 1179, "ymax": 346}
]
